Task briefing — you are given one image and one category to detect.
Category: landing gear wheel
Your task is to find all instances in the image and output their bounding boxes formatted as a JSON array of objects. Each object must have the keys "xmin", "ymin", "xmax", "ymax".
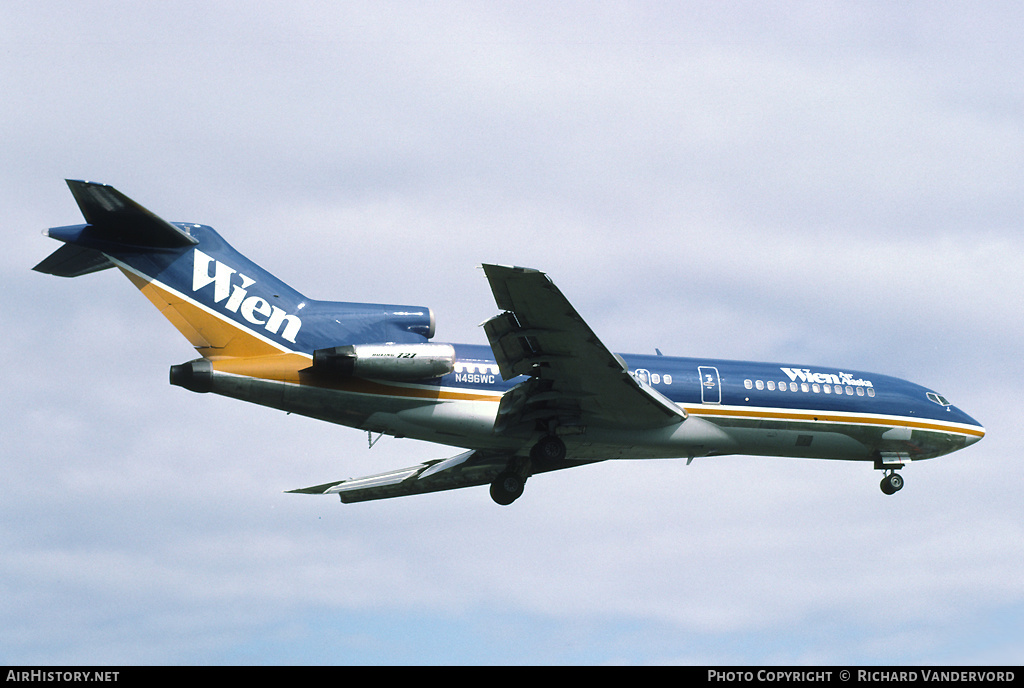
[
  {"xmin": 531, "ymin": 435, "xmax": 566, "ymax": 462},
  {"xmin": 880, "ymin": 472, "xmax": 904, "ymax": 495},
  {"xmin": 490, "ymin": 471, "xmax": 525, "ymax": 506}
]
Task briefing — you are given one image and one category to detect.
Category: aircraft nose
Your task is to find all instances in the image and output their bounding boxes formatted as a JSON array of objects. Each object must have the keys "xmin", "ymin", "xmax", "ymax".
[
  {"xmin": 964, "ymin": 426, "xmax": 985, "ymax": 446},
  {"xmin": 957, "ymin": 408, "xmax": 985, "ymax": 446}
]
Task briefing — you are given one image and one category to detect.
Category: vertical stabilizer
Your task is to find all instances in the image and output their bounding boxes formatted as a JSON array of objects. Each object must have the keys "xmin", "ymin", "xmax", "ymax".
[{"xmin": 35, "ymin": 181, "xmax": 438, "ymax": 363}]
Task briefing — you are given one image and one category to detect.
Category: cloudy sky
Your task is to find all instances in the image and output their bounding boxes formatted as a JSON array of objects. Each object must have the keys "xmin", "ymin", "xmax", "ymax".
[{"xmin": 2, "ymin": 1, "xmax": 1022, "ymax": 665}]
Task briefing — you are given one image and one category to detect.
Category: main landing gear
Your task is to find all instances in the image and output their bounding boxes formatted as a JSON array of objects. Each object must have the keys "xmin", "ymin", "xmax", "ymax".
[
  {"xmin": 530, "ymin": 434, "xmax": 566, "ymax": 462},
  {"xmin": 489, "ymin": 435, "xmax": 567, "ymax": 506},
  {"xmin": 879, "ymin": 470, "xmax": 904, "ymax": 495},
  {"xmin": 490, "ymin": 471, "xmax": 525, "ymax": 506}
]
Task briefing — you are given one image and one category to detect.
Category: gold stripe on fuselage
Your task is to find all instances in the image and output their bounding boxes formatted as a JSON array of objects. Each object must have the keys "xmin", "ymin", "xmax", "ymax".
[{"xmin": 686, "ymin": 404, "xmax": 985, "ymax": 438}]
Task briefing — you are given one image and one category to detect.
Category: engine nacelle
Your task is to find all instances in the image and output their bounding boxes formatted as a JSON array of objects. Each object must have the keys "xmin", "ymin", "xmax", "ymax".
[{"xmin": 312, "ymin": 343, "xmax": 456, "ymax": 381}]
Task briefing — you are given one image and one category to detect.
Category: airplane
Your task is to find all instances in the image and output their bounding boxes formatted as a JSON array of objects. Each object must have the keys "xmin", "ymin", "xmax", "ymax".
[{"xmin": 34, "ymin": 180, "xmax": 985, "ymax": 505}]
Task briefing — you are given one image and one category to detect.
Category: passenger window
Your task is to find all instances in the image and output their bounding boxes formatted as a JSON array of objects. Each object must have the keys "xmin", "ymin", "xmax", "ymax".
[
  {"xmin": 744, "ymin": 379, "xmax": 753, "ymax": 389},
  {"xmin": 790, "ymin": 382, "xmax": 799, "ymax": 392},
  {"xmin": 845, "ymin": 386, "xmax": 854, "ymax": 395},
  {"xmin": 812, "ymin": 383, "xmax": 820, "ymax": 393},
  {"xmin": 856, "ymin": 387, "xmax": 864, "ymax": 396},
  {"xmin": 756, "ymin": 380, "xmax": 764, "ymax": 390},
  {"xmin": 867, "ymin": 388, "xmax": 875, "ymax": 397},
  {"xmin": 800, "ymin": 383, "xmax": 809, "ymax": 393},
  {"xmin": 767, "ymin": 381, "xmax": 776, "ymax": 390}
]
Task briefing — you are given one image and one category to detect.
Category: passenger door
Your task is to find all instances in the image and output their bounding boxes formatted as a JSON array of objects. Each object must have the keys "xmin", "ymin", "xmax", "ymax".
[{"xmin": 698, "ymin": 366, "xmax": 721, "ymax": 404}]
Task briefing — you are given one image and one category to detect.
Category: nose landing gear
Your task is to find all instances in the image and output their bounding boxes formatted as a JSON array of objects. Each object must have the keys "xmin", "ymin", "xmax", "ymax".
[
  {"xmin": 876, "ymin": 452, "xmax": 908, "ymax": 495},
  {"xmin": 880, "ymin": 470, "xmax": 904, "ymax": 495}
]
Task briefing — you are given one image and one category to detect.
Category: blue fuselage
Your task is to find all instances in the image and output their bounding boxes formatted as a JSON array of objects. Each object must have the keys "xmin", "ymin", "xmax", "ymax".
[{"xmin": 397, "ymin": 343, "xmax": 985, "ymax": 463}]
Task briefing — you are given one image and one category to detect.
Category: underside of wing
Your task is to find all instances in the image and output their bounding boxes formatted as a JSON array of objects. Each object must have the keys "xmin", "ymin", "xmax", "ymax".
[
  {"xmin": 288, "ymin": 449, "xmax": 600, "ymax": 503},
  {"xmin": 288, "ymin": 450, "xmax": 509, "ymax": 503},
  {"xmin": 480, "ymin": 264, "xmax": 686, "ymax": 435}
]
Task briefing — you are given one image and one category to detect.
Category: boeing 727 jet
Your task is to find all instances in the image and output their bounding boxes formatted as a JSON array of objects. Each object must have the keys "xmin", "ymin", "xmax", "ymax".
[{"xmin": 34, "ymin": 181, "xmax": 985, "ymax": 504}]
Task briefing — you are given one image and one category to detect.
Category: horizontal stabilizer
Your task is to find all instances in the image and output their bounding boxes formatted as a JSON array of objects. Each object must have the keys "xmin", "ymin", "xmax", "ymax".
[
  {"xmin": 32, "ymin": 243, "xmax": 114, "ymax": 277},
  {"xmin": 288, "ymin": 450, "xmax": 511, "ymax": 503},
  {"xmin": 64, "ymin": 179, "xmax": 197, "ymax": 248}
]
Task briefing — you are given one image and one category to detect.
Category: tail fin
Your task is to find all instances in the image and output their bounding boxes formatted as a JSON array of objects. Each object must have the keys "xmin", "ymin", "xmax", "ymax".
[
  {"xmin": 35, "ymin": 181, "xmax": 436, "ymax": 363},
  {"xmin": 33, "ymin": 180, "xmax": 195, "ymax": 277}
]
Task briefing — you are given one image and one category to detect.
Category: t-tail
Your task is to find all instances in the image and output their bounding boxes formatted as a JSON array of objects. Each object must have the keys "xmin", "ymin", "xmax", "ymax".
[{"xmin": 34, "ymin": 180, "xmax": 443, "ymax": 391}]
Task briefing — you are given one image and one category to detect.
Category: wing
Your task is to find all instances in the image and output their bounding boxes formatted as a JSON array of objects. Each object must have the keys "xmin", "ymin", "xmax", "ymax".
[
  {"xmin": 287, "ymin": 449, "xmax": 598, "ymax": 503},
  {"xmin": 480, "ymin": 264, "xmax": 686, "ymax": 435},
  {"xmin": 288, "ymin": 450, "xmax": 507, "ymax": 503}
]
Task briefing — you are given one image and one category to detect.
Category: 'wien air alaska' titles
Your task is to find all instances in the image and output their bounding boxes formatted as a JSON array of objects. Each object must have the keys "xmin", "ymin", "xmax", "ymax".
[
  {"xmin": 780, "ymin": 367, "xmax": 873, "ymax": 388},
  {"xmin": 191, "ymin": 248, "xmax": 302, "ymax": 343}
]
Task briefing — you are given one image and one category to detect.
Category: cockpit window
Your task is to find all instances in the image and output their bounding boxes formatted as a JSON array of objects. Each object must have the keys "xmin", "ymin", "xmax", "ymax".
[{"xmin": 927, "ymin": 392, "xmax": 952, "ymax": 406}]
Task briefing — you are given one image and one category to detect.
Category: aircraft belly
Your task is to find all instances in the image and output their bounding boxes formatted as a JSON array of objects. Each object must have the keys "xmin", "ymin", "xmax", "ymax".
[
  {"xmin": 562, "ymin": 411, "xmax": 973, "ymax": 463},
  {"xmin": 690, "ymin": 411, "xmax": 968, "ymax": 462},
  {"xmin": 565, "ymin": 415, "xmax": 737, "ymax": 460},
  {"xmin": 396, "ymin": 400, "xmax": 499, "ymax": 437},
  {"xmin": 202, "ymin": 373, "xmax": 415, "ymax": 430},
  {"xmin": 363, "ymin": 400, "xmax": 513, "ymax": 450},
  {"xmin": 723, "ymin": 424, "xmax": 870, "ymax": 461},
  {"xmin": 687, "ymin": 411, "xmax": 872, "ymax": 461},
  {"xmin": 203, "ymin": 372, "xmax": 512, "ymax": 448}
]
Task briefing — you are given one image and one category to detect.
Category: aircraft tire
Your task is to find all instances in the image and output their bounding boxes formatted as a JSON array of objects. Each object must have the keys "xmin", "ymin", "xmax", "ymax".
[
  {"xmin": 880, "ymin": 473, "xmax": 904, "ymax": 495},
  {"xmin": 490, "ymin": 472, "xmax": 525, "ymax": 506},
  {"xmin": 531, "ymin": 435, "xmax": 566, "ymax": 462}
]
